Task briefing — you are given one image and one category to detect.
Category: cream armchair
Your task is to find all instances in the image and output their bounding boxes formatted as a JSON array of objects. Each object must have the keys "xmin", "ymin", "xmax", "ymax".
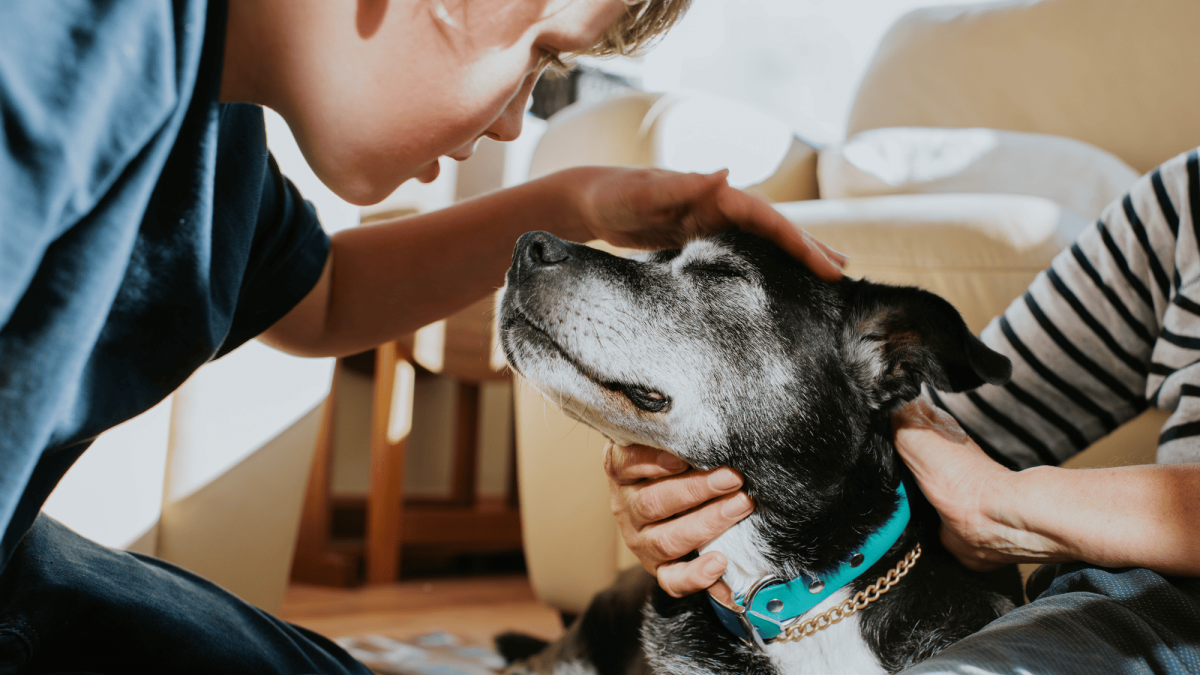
[{"xmin": 514, "ymin": 0, "xmax": 1200, "ymax": 614}]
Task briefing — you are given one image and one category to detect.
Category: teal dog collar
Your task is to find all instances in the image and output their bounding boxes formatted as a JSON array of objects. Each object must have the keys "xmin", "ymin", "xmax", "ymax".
[{"xmin": 707, "ymin": 483, "xmax": 911, "ymax": 649}]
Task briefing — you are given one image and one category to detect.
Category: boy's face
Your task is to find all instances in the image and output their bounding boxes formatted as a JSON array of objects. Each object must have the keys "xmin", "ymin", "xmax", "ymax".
[{"xmin": 277, "ymin": 0, "xmax": 627, "ymax": 205}]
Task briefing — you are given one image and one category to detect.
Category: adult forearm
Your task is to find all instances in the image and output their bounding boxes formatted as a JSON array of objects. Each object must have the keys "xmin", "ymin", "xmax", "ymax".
[{"xmin": 998, "ymin": 463, "xmax": 1200, "ymax": 575}]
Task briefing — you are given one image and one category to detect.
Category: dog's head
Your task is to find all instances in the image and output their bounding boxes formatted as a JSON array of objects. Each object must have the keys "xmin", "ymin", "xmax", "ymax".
[{"xmin": 499, "ymin": 230, "xmax": 1009, "ymax": 488}]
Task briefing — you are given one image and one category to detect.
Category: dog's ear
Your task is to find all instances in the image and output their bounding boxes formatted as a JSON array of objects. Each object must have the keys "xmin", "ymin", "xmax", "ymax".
[{"xmin": 839, "ymin": 279, "xmax": 1011, "ymax": 409}]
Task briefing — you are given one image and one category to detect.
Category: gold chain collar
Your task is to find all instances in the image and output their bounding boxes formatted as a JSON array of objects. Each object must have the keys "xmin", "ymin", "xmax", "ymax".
[{"xmin": 773, "ymin": 543, "xmax": 922, "ymax": 643}]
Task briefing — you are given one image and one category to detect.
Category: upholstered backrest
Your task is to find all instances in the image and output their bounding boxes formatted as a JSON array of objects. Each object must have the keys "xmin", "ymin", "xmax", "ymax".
[{"xmin": 848, "ymin": 0, "xmax": 1200, "ymax": 174}]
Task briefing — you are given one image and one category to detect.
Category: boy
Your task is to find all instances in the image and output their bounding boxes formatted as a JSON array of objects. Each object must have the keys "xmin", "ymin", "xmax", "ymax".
[{"xmin": 0, "ymin": 0, "xmax": 843, "ymax": 672}]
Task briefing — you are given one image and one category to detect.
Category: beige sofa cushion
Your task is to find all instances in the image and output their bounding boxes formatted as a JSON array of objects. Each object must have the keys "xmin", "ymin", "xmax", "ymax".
[
  {"xmin": 848, "ymin": 0, "xmax": 1200, "ymax": 174},
  {"xmin": 819, "ymin": 127, "xmax": 1139, "ymax": 220},
  {"xmin": 777, "ymin": 193, "xmax": 1085, "ymax": 334}
]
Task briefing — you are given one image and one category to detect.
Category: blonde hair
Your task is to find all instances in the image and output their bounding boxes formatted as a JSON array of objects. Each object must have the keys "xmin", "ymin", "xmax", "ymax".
[
  {"xmin": 585, "ymin": 0, "xmax": 693, "ymax": 58},
  {"xmin": 430, "ymin": 0, "xmax": 694, "ymax": 73}
]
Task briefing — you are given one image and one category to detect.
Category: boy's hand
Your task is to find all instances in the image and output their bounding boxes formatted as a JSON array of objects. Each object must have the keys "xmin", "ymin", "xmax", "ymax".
[
  {"xmin": 558, "ymin": 166, "xmax": 846, "ymax": 281},
  {"xmin": 605, "ymin": 441, "xmax": 754, "ymax": 597}
]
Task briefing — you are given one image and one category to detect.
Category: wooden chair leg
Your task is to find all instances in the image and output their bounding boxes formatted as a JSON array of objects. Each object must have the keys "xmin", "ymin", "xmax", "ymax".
[
  {"xmin": 291, "ymin": 360, "xmax": 359, "ymax": 586},
  {"xmin": 448, "ymin": 381, "xmax": 480, "ymax": 506},
  {"xmin": 365, "ymin": 341, "xmax": 415, "ymax": 584}
]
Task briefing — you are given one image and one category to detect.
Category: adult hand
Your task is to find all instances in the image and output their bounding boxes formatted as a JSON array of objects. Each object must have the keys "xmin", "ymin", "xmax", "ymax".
[
  {"xmin": 605, "ymin": 441, "xmax": 754, "ymax": 597},
  {"xmin": 891, "ymin": 396, "xmax": 1071, "ymax": 570},
  {"xmin": 557, "ymin": 166, "xmax": 846, "ymax": 281}
]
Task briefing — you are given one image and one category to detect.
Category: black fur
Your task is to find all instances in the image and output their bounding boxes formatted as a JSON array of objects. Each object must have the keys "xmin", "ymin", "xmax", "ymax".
[
  {"xmin": 496, "ymin": 633, "xmax": 552, "ymax": 664},
  {"xmin": 500, "ymin": 230, "xmax": 1023, "ymax": 675}
]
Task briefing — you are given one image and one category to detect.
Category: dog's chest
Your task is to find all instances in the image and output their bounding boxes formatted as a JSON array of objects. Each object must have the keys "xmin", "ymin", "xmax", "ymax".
[
  {"xmin": 761, "ymin": 589, "xmax": 886, "ymax": 675},
  {"xmin": 698, "ymin": 519, "xmax": 886, "ymax": 674}
]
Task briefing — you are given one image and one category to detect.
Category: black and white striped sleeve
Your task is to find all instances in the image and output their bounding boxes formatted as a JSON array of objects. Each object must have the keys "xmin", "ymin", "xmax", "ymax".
[{"xmin": 933, "ymin": 149, "xmax": 1200, "ymax": 469}]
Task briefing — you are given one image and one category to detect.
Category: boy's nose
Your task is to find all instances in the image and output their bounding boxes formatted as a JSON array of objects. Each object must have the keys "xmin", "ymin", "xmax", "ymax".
[
  {"xmin": 487, "ymin": 71, "xmax": 537, "ymax": 143},
  {"xmin": 487, "ymin": 102, "xmax": 526, "ymax": 143}
]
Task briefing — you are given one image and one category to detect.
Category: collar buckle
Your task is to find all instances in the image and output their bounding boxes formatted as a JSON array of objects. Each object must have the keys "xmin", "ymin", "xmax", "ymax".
[{"xmin": 737, "ymin": 575, "xmax": 784, "ymax": 651}]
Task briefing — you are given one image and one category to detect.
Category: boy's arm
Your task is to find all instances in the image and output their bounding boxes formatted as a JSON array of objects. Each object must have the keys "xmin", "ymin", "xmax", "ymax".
[{"xmin": 260, "ymin": 166, "xmax": 845, "ymax": 357}]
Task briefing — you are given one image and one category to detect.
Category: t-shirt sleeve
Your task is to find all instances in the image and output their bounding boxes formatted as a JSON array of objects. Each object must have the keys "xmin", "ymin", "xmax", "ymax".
[
  {"xmin": 215, "ymin": 150, "xmax": 331, "ymax": 358},
  {"xmin": 0, "ymin": 2, "xmax": 183, "ymax": 329}
]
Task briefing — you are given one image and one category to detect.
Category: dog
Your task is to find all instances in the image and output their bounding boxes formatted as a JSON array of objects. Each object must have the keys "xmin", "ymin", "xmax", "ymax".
[{"xmin": 497, "ymin": 229, "xmax": 1023, "ymax": 675}]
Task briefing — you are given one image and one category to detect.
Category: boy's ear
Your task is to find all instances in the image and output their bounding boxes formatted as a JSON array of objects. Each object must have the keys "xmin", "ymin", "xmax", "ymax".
[{"xmin": 838, "ymin": 279, "xmax": 1011, "ymax": 410}]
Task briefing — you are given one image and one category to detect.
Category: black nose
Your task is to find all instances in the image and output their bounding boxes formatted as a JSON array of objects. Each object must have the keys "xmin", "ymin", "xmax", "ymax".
[{"xmin": 516, "ymin": 231, "xmax": 571, "ymax": 272}]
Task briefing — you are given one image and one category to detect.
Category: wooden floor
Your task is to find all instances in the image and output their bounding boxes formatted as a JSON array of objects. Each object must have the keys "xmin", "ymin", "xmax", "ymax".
[{"xmin": 278, "ymin": 575, "xmax": 565, "ymax": 648}]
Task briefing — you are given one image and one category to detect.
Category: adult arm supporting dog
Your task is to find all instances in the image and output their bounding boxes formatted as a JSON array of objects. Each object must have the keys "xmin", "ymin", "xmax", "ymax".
[
  {"xmin": 261, "ymin": 166, "xmax": 847, "ymax": 358},
  {"xmin": 894, "ymin": 397, "xmax": 1200, "ymax": 576},
  {"xmin": 892, "ymin": 148, "xmax": 1200, "ymax": 576}
]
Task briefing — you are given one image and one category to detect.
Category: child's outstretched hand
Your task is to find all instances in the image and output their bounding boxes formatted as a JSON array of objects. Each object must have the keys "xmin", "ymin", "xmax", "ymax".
[{"xmin": 553, "ymin": 166, "xmax": 846, "ymax": 281}]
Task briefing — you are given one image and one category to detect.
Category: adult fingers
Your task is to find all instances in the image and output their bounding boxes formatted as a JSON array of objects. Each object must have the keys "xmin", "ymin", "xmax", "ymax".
[
  {"xmin": 635, "ymin": 491, "xmax": 754, "ymax": 562},
  {"xmin": 893, "ymin": 397, "xmax": 972, "ymax": 445},
  {"xmin": 613, "ymin": 467, "xmax": 746, "ymax": 530},
  {"xmin": 891, "ymin": 397, "xmax": 981, "ymax": 488},
  {"xmin": 604, "ymin": 442, "xmax": 689, "ymax": 485},
  {"xmin": 656, "ymin": 551, "xmax": 729, "ymax": 598}
]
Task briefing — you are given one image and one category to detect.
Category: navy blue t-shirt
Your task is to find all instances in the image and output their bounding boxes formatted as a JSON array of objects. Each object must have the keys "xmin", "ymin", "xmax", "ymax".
[{"xmin": 0, "ymin": 1, "xmax": 331, "ymax": 569}]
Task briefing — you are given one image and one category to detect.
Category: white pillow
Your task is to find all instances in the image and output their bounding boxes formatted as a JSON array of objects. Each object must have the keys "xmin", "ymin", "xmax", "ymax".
[{"xmin": 817, "ymin": 127, "xmax": 1140, "ymax": 221}]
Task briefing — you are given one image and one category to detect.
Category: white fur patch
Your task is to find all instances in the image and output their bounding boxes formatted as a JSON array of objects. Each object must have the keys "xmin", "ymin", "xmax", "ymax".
[
  {"xmin": 841, "ymin": 319, "xmax": 887, "ymax": 409},
  {"xmin": 552, "ymin": 660, "xmax": 601, "ymax": 675},
  {"xmin": 702, "ymin": 519, "xmax": 884, "ymax": 675},
  {"xmin": 670, "ymin": 239, "xmax": 730, "ymax": 271},
  {"xmin": 700, "ymin": 515, "xmax": 772, "ymax": 593},
  {"xmin": 764, "ymin": 589, "xmax": 886, "ymax": 675}
]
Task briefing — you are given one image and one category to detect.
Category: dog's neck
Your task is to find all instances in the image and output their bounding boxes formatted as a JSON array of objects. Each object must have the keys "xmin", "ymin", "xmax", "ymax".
[{"xmin": 701, "ymin": 419, "xmax": 908, "ymax": 594}]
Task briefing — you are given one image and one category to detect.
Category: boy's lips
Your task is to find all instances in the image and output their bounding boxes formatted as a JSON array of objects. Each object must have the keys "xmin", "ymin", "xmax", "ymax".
[{"xmin": 416, "ymin": 160, "xmax": 441, "ymax": 183}]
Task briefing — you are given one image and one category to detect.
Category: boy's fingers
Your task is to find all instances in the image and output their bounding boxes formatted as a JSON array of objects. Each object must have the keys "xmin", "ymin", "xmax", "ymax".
[
  {"xmin": 621, "ymin": 469, "xmax": 746, "ymax": 528},
  {"xmin": 604, "ymin": 442, "xmax": 688, "ymax": 484},
  {"xmin": 806, "ymin": 233, "xmax": 850, "ymax": 269},
  {"xmin": 630, "ymin": 170, "xmax": 727, "ymax": 215},
  {"xmin": 656, "ymin": 551, "xmax": 729, "ymax": 598},
  {"xmin": 713, "ymin": 188, "xmax": 845, "ymax": 281}
]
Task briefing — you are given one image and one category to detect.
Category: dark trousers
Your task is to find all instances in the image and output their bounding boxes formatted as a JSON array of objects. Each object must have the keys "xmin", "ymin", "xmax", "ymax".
[
  {"xmin": 902, "ymin": 563, "xmax": 1200, "ymax": 674},
  {"xmin": 0, "ymin": 514, "xmax": 370, "ymax": 674}
]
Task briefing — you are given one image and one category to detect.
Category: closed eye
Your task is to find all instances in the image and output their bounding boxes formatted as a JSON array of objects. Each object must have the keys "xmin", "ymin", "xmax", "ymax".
[
  {"xmin": 618, "ymin": 384, "xmax": 672, "ymax": 413},
  {"xmin": 684, "ymin": 263, "xmax": 746, "ymax": 280}
]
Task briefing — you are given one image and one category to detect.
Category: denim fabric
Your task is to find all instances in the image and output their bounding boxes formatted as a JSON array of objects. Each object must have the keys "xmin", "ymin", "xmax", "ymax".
[
  {"xmin": 901, "ymin": 563, "xmax": 1200, "ymax": 674},
  {"xmin": 0, "ymin": 515, "xmax": 370, "ymax": 674}
]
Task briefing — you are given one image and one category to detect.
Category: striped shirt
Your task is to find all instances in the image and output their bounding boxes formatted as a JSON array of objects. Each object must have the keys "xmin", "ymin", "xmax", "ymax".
[{"xmin": 934, "ymin": 148, "xmax": 1200, "ymax": 469}]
